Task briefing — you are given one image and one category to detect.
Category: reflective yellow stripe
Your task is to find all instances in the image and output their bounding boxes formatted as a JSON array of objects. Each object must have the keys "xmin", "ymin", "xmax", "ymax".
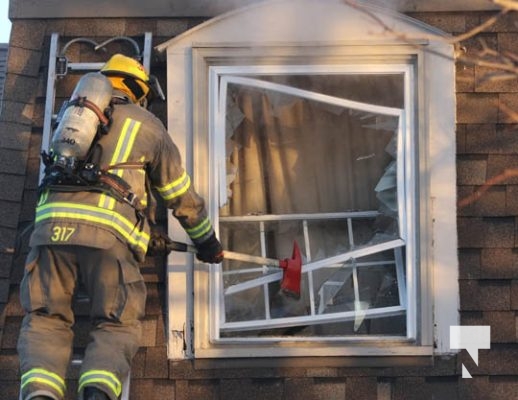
[
  {"xmin": 186, "ymin": 217, "xmax": 212, "ymax": 240},
  {"xmin": 21, "ymin": 368, "xmax": 66, "ymax": 397},
  {"xmin": 99, "ymin": 118, "xmax": 141, "ymax": 209},
  {"xmin": 22, "ymin": 378, "xmax": 65, "ymax": 396},
  {"xmin": 156, "ymin": 170, "xmax": 191, "ymax": 201},
  {"xmin": 79, "ymin": 370, "xmax": 122, "ymax": 397},
  {"xmin": 21, "ymin": 368, "xmax": 65, "ymax": 386},
  {"xmin": 37, "ymin": 190, "xmax": 49, "ymax": 206},
  {"xmin": 36, "ymin": 202, "xmax": 150, "ymax": 252},
  {"xmin": 157, "ymin": 170, "xmax": 188, "ymax": 193}
]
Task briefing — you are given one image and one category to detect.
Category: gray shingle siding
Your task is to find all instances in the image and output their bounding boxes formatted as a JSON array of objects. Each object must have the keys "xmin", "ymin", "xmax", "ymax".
[{"xmin": 0, "ymin": 43, "xmax": 8, "ymax": 113}]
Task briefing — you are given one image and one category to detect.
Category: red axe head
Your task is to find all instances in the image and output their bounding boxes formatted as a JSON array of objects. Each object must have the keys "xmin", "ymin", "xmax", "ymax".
[{"xmin": 279, "ymin": 241, "xmax": 302, "ymax": 299}]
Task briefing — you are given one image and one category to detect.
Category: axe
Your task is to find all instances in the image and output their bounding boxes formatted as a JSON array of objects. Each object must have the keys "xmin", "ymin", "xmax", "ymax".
[{"xmin": 149, "ymin": 234, "xmax": 302, "ymax": 298}]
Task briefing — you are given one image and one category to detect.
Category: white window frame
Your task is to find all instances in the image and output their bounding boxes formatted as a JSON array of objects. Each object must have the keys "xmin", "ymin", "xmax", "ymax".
[
  {"xmin": 157, "ymin": 0, "xmax": 458, "ymax": 362},
  {"xmin": 209, "ymin": 64, "xmax": 417, "ymax": 343},
  {"xmin": 189, "ymin": 46, "xmax": 437, "ymax": 360}
]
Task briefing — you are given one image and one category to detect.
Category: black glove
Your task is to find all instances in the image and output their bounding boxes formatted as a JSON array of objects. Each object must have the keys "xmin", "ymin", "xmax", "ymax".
[
  {"xmin": 147, "ymin": 230, "xmax": 172, "ymax": 256},
  {"xmin": 195, "ymin": 233, "xmax": 224, "ymax": 263}
]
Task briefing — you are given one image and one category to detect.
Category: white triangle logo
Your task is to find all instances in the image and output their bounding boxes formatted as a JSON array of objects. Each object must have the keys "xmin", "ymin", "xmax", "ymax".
[{"xmin": 462, "ymin": 364, "xmax": 472, "ymax": 379}]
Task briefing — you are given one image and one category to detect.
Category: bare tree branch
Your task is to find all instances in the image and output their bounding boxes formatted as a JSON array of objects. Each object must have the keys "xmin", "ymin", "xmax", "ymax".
[
  {"xmin": 493, "ymin": 0, "xmax": 518, "ymax": 10},
  {"xmin": 458, "ymin": 169, "xmax": 518, "ymax": 208},
  {"xmin": 341, "ymin": 0, "xmax": 517, "ymax": 83},
  {"xmin": 342, "ymin": 0, "xmax": 509, "ymax": 44},
  {"xmin": 450, "ymin": 9, "xmax": 510, "ymax": 43},
  {"xmin": 341, "ymin": 0, "xmax": 518, "ymax": 209}
]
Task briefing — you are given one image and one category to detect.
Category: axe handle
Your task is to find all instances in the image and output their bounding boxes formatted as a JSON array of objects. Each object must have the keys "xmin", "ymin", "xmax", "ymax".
[
  {"xmin": 166, "ymin": 240, "xmax": 281, "ymax": 267},
  {"xmin": 223, "ymin": 250, "xmax": 281, "ymax": 267},
  {"xmin": 165, "ymin": 240, "xmax": 197, "ymax": 253}
]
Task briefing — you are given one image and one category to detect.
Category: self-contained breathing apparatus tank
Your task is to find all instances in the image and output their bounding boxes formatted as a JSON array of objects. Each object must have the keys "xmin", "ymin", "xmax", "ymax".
[{"xmin": 50, "ymin": 72, "xmax": 113, "ymax": 170}]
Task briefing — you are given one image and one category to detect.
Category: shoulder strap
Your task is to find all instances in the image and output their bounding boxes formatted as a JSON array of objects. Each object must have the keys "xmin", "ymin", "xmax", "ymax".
[{"xmin": 101, "ymin": 162, "xmax": 157, "ymax": 224}]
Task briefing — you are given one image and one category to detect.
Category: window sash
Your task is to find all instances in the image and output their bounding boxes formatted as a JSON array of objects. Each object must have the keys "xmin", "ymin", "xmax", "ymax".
[{"xmin": 208, "ymin": 63, "xmax": 418, "ymax": 344}]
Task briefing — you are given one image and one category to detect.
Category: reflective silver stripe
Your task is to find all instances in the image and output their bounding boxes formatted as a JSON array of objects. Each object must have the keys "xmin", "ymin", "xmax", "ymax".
[
  {"xmin": 156, "ymin": 170, "xmax": 191, "ymax": 201},
  {"xmin": 21, "ymin": 368, "xmax": 66, "ymax": 397},
  {"xmin": 99, "ymin": 118, "xmax": 141, "ymax": 209},
  {"xmin": 78, "ymin": 370, "xmax": 122, "ymax": 397},
  {"xmin": 186, "ymin": 217, "xmax": 213, "ymax": 241},
  {"xmin": 36, "ymin": 201, "xmax": 150, "ymax": 252}
]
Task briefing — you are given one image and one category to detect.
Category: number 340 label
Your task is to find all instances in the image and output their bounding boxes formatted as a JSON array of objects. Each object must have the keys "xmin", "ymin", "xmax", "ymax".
[{"xmin": 50, "ymin": 226, "xmax": 76, "ymax": 242}]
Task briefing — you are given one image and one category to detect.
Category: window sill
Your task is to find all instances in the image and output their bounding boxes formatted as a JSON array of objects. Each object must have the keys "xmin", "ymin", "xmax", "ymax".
[
  {"xmin": 190, "ymin": 352, "xmax": 435, "ymax": 371},
  {"xmin": 193, "ymin": 344, "xmax": 433, "ymax": 360}
]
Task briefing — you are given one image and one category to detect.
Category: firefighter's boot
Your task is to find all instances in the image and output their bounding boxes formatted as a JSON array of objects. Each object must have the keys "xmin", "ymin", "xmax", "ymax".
[{"xmin": 83, "ymin": 387, "xmax": 110, "ymax": 400}]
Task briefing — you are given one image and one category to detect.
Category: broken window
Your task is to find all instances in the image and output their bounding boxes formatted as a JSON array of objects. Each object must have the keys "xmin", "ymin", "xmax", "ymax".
[{"xmin": 212, "ymin": 66, "xmax": 415, "ymax": 340}]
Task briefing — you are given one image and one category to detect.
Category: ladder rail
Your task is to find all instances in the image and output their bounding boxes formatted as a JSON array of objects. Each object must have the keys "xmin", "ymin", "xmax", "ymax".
[{"xmin": 40, "ymin": 32, "xmax": 59, "ymax": 183}]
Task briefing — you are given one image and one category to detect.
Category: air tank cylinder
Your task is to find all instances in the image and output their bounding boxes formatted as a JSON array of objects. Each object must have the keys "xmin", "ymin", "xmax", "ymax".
[{"xmin": 51, "ymin": 72, "xmax": 113, "ymax": 165}]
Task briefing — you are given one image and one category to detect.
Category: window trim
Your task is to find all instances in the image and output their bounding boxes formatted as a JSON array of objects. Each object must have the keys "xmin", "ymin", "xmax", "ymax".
[
  {"xmin": 184, "ymin": 44, "xmax": 435, "ymax": 359},
  {"xmin": 161, "ymin": 1, "xmax": 457, "ymax": 362},
  {"xmin": 210, "ymin": 64, "xmax": 415, "ymax": 342}
]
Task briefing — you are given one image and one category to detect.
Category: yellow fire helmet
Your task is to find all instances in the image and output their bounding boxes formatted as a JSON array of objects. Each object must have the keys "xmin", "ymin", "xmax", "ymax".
[{"xmin": 100, "ymin": 54, "xmax": 150, "ymax": 103}]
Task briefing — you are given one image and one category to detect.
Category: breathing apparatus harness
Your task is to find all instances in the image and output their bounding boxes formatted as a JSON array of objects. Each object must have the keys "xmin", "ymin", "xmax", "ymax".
[
  {"xmin": 40, "ymin": 152, "xmax": 149, "ymax": 226},
  {"xmin": 39, "ymin": 87, "xmax": 154, "ymax": 228}
]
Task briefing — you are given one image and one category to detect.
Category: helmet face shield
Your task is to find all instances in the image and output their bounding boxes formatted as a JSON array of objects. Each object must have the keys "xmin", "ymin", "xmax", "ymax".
[
  {"xmin": 122, "ymin": 77, "xmax": 150, "ymax": 102},
  {"xmin": 108, "ymin": 76, "xmax": 150, "ymax": 104}
]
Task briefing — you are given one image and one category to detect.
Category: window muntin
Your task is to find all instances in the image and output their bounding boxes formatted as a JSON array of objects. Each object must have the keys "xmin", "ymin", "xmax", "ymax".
[{"xmin": 210, "ymin": 65, "xmax": 417, "ymax": 343}]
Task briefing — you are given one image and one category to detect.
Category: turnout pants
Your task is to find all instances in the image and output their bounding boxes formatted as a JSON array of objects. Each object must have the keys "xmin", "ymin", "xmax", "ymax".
[{"xmin": 17, "ymin": 240, "xmax": 146, "ymax": 400}]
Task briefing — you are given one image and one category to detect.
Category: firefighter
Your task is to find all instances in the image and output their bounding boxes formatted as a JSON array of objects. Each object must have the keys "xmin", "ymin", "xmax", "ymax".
[{"xmin": 17, "ymin": 54, "xmax": 224, "ymax": 400}]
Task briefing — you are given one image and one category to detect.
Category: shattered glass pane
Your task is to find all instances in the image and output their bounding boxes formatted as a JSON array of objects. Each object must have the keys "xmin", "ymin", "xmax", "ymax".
[{"xmin": 217, "ymin": 72, "xmax": 407, "ymax": 339}]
